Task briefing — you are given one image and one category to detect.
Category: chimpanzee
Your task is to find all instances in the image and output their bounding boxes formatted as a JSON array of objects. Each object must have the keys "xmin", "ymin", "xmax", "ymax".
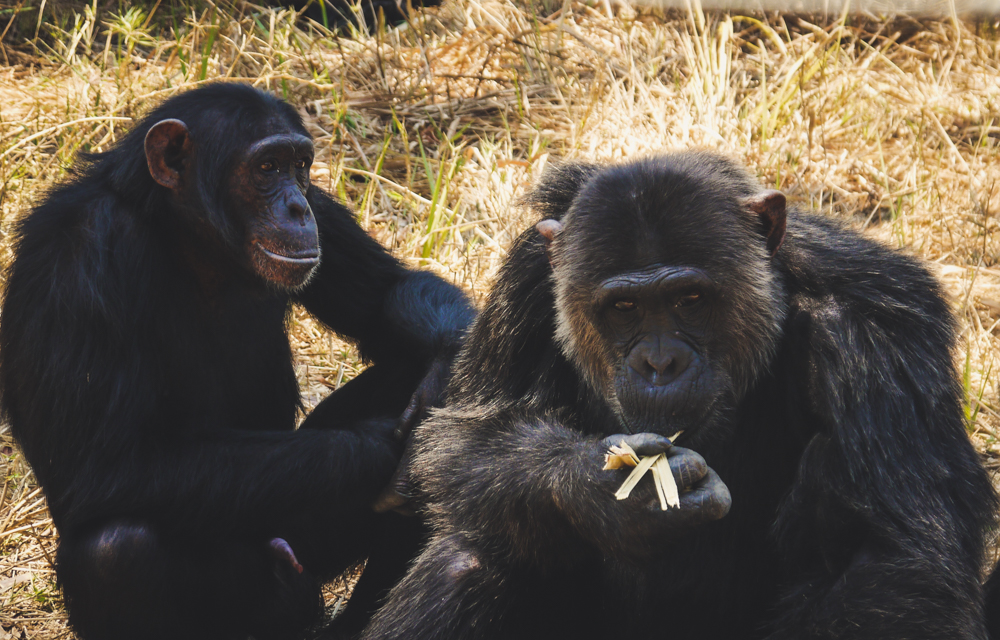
[
  {"xmin": 361, "ymin": 152, "xmax": 997, "ymax": 640},
  {"xmin": 0, "ymin": 83, "xmax": 474, "ymax": 640}
]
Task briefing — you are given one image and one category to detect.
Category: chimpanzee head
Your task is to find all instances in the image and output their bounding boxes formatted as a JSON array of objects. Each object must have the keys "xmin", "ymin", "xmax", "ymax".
[
  {"xmin": 536, "ymin": 153, "xmax": 788, "ymax": 439},
  {"xmin": 128, "ymin": 84, "xmax": 319, "ymax": 289}
]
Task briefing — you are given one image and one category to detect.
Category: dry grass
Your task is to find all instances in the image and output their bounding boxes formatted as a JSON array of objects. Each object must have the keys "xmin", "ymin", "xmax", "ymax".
[{"xmin": 1, "ymin": 0, "xmax": 999, "ymax": 636}]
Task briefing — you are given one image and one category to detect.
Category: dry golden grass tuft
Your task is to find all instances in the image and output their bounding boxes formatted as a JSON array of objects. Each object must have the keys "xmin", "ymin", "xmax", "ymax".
[{"xmin": 1, "ymin": 0, "xmax": 999, "ymax": 636}]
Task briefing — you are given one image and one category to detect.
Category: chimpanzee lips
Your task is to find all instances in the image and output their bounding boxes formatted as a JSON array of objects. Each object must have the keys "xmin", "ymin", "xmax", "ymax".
[
  {"xmin": 250, "ymin": 241, "xmax": 320, "ymax": 289},
  {"xmin": 257, "ymin": 243, "xmax": 320, "ymax": 266}
]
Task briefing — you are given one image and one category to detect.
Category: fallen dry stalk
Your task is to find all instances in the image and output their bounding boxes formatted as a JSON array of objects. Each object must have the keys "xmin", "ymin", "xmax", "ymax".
[{"xmin": 603, "ymin": 441, "xmax": 680, "ymax": 510}]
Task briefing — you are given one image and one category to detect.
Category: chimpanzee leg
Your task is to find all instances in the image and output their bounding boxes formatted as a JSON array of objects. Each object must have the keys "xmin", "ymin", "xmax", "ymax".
[
  {"xmin": 322, "ymin": 513, "xmax": 427, "ymax": 638},
  {"xmin": 57, "ymin": 519, "xmax": 322, "ymax": 640},
  {"xmin": 359, "ymin": 534, "xmax": 611, "ymax": 640},
  {"xmin": 357, "ymin": 533, "xmax": 517, "ymax": 640}
]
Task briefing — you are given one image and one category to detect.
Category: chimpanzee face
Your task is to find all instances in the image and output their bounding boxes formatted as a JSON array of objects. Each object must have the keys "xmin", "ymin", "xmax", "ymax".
[
  {"xmin": 232, "ymin": 132, "xmax": 319, "ymax": 289},
  {"xmin": 546, "ymin": 252, "xmax": 733, "ymax": 439},
  {"xmin": 144, "ymin": 118, "xmax": 320, "ymax": 290},
  {"xmin": 535, "ymin": 155, "xmax": 789, "ymax": 440},
  {"xmin": 590, "ymin": 264, "xmax": 721, "ymax": 436}
]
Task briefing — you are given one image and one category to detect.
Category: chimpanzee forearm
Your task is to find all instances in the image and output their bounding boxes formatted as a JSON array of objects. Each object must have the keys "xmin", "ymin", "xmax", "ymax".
[
  {"xmin": 55, "ymin": 426, "xmax": 397, "ymax": 539},
  {"xmin": 416, "ymin": 412, "xmax": 723, "ymax": 565},
  {"xmin": 418, "ymin": 415, "xmax": 608, "ymax": 564},
  {"xmin": 295, "ymin": 189, "xmax": 473, "ymax": 368},
  {"xmin": 359, "ymin": 270, "xmax": 475, "ymax": 365}
]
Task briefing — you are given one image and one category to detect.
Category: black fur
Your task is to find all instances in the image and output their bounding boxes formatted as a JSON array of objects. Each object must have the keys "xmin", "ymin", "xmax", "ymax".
[
  {"xmin": 362, "ymin": 152, "xmax": 996, "ymax": 640},
  {"xmin": 987, "ymin": 567, "xmax": 1000, "ymax": 638},
  {"xmin": 0, "ymin": 84, "xmax": 474, "ymax": 640}
]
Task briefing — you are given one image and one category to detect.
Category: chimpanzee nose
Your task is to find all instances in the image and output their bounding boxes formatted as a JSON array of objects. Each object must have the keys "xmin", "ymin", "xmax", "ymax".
[
  {"xmin": 287, "ymin": 192, "xmax": 309, "ymax": 223},
  {"xmin": 627, "ymin": 336, "xmax": 691, "ymax": 386}
]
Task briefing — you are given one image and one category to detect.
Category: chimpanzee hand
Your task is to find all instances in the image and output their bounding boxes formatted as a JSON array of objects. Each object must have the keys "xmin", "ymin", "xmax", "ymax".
[
  {"xmin": 371, "ymin": 441, "xmax": 417, "ymax": 515},
  {"xmin": 356, "ymin": 417, "xmax": 400, "ymax": 452},
  {"xmin": 396, "ymin": 357, "xmax": 450, "ymax": 441},
  {"xmin": 597, "ymin": 433, "xmax": 731, "ymax": 553},
  {"xmin": 373, "ymin": 357, "xmax": 451, "ymax": 515},
  {"xmin": 599, "ymin": 432, "xmax": 676, "ymax": 458}
]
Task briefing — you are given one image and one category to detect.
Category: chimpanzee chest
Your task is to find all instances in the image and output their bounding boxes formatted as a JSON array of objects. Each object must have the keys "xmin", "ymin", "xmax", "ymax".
[{"xmin": 160, "ymin": 291, "xmax": 301, "ymax": 434}]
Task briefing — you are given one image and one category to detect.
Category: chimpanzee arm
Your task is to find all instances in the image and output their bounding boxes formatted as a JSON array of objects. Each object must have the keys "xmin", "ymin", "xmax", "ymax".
[
  {"xmin": 3, "ymin": 309, "xmax": 398, "ymax": 539},
  {"xmin": 295, "ymin": 187, "xmax": 474, "ymax": 367},
  {"xmin": 0, "ymin": 204, "xmax": 397, "ymax": 539},
  {"xmin": 414, "ymin": 409, "xmax": 731, "ymax": 566},
  {"xmin": 765, "ymin": 290, "xmax": 996, "ymax": 640}
]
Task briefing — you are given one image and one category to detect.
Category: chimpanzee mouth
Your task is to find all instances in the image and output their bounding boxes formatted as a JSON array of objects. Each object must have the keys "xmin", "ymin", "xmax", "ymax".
[
  {"xmin": 257, "ymin": 244, "xmax": 321, "ymax": 266},
  {"xmin": 668, "ymin": 428, "xmax": 695, "ymax": 447},
  {"xmin": 662, "ymin": 423, "xmax": 698, "ymax": 443},
  {"xmin": 618, "ymin": 408, "xmax": 692, "ymax": 441}
]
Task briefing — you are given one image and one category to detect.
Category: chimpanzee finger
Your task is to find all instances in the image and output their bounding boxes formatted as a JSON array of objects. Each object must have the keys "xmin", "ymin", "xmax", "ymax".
[
  {"xmin": 363, "ymin": 417, "xmax": 399, "ymax": 444},
  {"xmin": 372, "ymin": 482, "xmax": 413, "ymax": 514},
  {"xmin": 396, "ymin": 391, "xmax": 424, "ymax": 441},
  {"xmin": 676, "ymin": 468, "xmax": 732, "ymax": 523},
  {"xmin": 600, "ymin": 432, "xmax": 674, "ymax": 457},
  {"xmin": 373, "ymin": 443, "xmax": 418, "ymax": 514},
  {"xmin": 666, "ymin": 447, "xmax": 709, "ymax": 492},
  {"xmin": 396, "ymin": 358, "xmax": 449, "ymax": 440}
]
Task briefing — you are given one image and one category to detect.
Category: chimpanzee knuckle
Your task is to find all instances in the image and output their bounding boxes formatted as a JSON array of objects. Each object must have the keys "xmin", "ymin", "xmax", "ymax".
[
  {"xmin": 669, "ymin": 449, "xmax": 707, "ymax": 488},
  {"xmin": 713, "ymin": 487, "xmax": 733, "ymax": 519},
  {"xmin": 600, "ymin": 434, "xmax": 628, "ymax": 450},
  {"xmin": 629, "ymin": 432, "xmax": 672, "ymax": 456},
  {"xmin": 685, "ymin": 489, "xmax": 721, "ymax": 524},
  {"xmin": 669, "ymin": 446, "xmax": 705, "ymax": 466},
  {"xmin": 628, "ymin": 433, "xmax": 651, "ymax": 451},
  {"xmin": 701, "ymin": 487, "xmax": 732, "ymax": 521},
  {"xmin": 701, "ymin": 472, "xmax": 732, "ymax": 520},
  {"xmin": 697, "ymin": 492, "xmax": 720, "ymax": 521},
  {"xmin": 677, "ymin": 485, "xmax": 706, "ymax": 515}
]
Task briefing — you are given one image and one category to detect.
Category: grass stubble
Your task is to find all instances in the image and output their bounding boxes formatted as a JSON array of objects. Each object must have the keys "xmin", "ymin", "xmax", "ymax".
[{"xmin": 0, "ymin": 0, "xmax": 999, "ymax": 636}]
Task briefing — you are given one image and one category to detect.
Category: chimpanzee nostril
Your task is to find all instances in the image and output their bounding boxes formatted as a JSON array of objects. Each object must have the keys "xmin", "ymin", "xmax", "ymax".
[
  {"xmin": 648, "ymin": 353, "xmax": 674, "ymax": 376},
  {"xmin": 627, "ymin": 336, "xmax": 692, "ymax": 386}
]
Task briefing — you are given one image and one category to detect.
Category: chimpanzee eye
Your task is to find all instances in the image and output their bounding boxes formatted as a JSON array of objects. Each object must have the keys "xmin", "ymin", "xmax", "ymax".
[
  {"xmin": 295, "ymin": 159, "xmax": 308, "ymax": 170},
  {"xmin": 676, "ymin": 291, "xmax": 702, "ymax": 308},
  {"xmin": 613, "ymin": 300, "xmax": 637, "ymax": 312},
  {"xmin": 260, "ymin": 160, "xmax": 277, "ymax": 172}
]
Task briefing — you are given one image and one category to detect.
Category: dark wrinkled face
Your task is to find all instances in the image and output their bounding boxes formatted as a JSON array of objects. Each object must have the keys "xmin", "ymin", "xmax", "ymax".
[
  {"xmin": 553, "ymin": 245, "xmax": 780, "ymax": 440},
  {"xmin": 541, "ymin": 155, "xmax": 789, "ymax": 441},
  {"xmin": 593, "ymin": 265, "xmax": 719, "ymax": 435},
  {"xmin": 231, "ymin": 133, "xmax": 319, "ymax": 289}
]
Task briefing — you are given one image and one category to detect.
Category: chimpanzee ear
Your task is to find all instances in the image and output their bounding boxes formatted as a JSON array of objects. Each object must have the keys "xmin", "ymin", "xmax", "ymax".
[
  {"xmin": 144, "ymin": 119, "xmax": 193, "ymax": 190},
  {"xmin": 536, "ymin": 219, "xmax": 564, "ymax": 267},
  {"xmin": 536, "ymin": 219, "xmax": 564, "ymax": 255},
  {"xmin": 743, "ymin": 190, "xmax": 787, "ymax": 258}
]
